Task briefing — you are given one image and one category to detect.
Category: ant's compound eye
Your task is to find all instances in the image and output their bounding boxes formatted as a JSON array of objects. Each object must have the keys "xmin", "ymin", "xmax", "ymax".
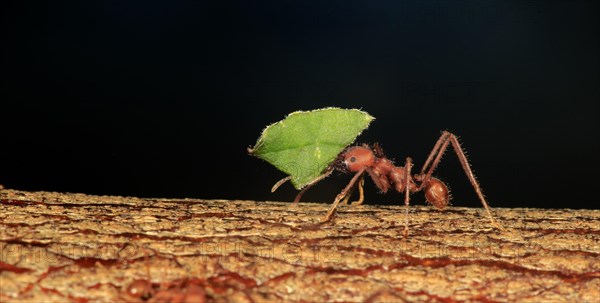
[{"xmin": 350, "ymin": 157, "xmax": 356, "ymax": 163}]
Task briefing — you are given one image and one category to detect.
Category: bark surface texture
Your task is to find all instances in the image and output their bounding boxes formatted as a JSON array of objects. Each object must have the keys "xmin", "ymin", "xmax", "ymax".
[{"xmin": 1, "ymin": 189, "xmax": 599, "ymax": 302}]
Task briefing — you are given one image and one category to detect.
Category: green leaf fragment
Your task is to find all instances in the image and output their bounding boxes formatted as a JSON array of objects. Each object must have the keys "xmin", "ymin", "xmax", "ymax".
[{"xmin": 249, "ymin": 107, "xmax": 374, "ymax": 190}]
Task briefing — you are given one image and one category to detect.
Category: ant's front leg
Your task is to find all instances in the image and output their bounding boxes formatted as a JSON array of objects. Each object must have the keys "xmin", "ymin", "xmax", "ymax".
[
  {"xmin": 352, "ymin": 176, "xmax": 366, "ymax": 205},
  {"xmin": 340, "ymin": 175, "xmax": 365, "ymax": 206},
  {"xmin": 323, "ymin": 168, "xmax": 366, "ymax": 222}
]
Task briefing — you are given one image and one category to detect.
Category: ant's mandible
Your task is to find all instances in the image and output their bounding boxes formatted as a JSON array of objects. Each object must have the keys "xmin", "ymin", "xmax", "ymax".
[{"xmin": 273, "ymin": 131, "xmax": 502, "ymax": 235}]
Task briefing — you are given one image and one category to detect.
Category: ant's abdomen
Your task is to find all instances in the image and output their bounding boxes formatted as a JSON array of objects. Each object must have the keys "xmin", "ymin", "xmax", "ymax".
[{"xmin": 424, "ymin": 178, "xmax": 449, "ymax": 209}]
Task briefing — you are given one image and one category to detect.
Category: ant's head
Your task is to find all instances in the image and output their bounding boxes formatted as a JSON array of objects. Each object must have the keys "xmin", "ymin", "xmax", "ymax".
[{"xmin": 342, "ymin": 145, "xmax": 375, "ymax": 172}]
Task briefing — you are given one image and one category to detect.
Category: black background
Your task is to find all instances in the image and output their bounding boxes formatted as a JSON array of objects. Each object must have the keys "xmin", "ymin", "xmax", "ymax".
[{"xmin": 2, "ymin": 1, "xmax": 598, "ymax": 209}]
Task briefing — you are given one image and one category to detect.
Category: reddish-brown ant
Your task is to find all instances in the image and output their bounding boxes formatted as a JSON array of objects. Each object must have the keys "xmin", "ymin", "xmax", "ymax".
[{"xmin": 274, "ymin": 131, "xmax": 502, "ymax": 235}]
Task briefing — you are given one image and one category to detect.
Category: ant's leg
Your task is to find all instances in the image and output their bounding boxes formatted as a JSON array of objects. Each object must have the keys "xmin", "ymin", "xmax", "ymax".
[
  {"xmin": 271, "ymin": 176, "xmax": 292, "ymax": 192},
  {"xmin": 420, "ymin": 131, "xmax": 452, "ymax": 176},
  {"xmin": 446, "ymin": 134, "xmax": 503, "ymax": 230},
  {"xmin": 323, "ymin": 168, "xmax": 366, "ymax": 222},
  {"xmin": 339, "ymin": 183, "xmax": 355, "ymax": 205},
  {"xmin": 403, "ymin": 157, "xmax": 413, "ymax": 237},
  {"xmin": 351, "ymin": 176, "xmax": 365, "ymax": 206},
  {"xmin": 341, "ymin": 175, "xmax": 365, "ymax": 205},
  {"xmin": 420, "ymin": 131, "xmax": 503, "ymax": 230},
  {"xmin": 340, "ymin": 175, "xmax": 365, "ymax": 205},
  {"xmin": 419, "ymin": 134, "xmax": 451, "ymax": 188},
  {"xmin": 292, "ymin": 167, "xmax": 334, "ymax": 205}
]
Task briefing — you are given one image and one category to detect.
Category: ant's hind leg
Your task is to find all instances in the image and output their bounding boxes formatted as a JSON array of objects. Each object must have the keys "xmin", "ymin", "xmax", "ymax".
[
  {"xmin": 420, "ymin": 131, "xmax": 504, "ymax": 231},
  {"xmin": 446, "ymin": 134, "xmax": 505, "ymax": 230}
]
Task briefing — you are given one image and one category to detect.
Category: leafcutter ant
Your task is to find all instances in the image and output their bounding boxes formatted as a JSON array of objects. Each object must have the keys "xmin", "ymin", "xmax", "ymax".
[{"xmin": 273, "ymin": 131, "xmax": 502, "ymax": 235}]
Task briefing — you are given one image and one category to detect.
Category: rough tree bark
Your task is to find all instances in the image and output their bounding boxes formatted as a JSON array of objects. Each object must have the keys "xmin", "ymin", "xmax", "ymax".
[{"xmin": 0, "ymin": 188, "xmax": 599, "ymax": 302}]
